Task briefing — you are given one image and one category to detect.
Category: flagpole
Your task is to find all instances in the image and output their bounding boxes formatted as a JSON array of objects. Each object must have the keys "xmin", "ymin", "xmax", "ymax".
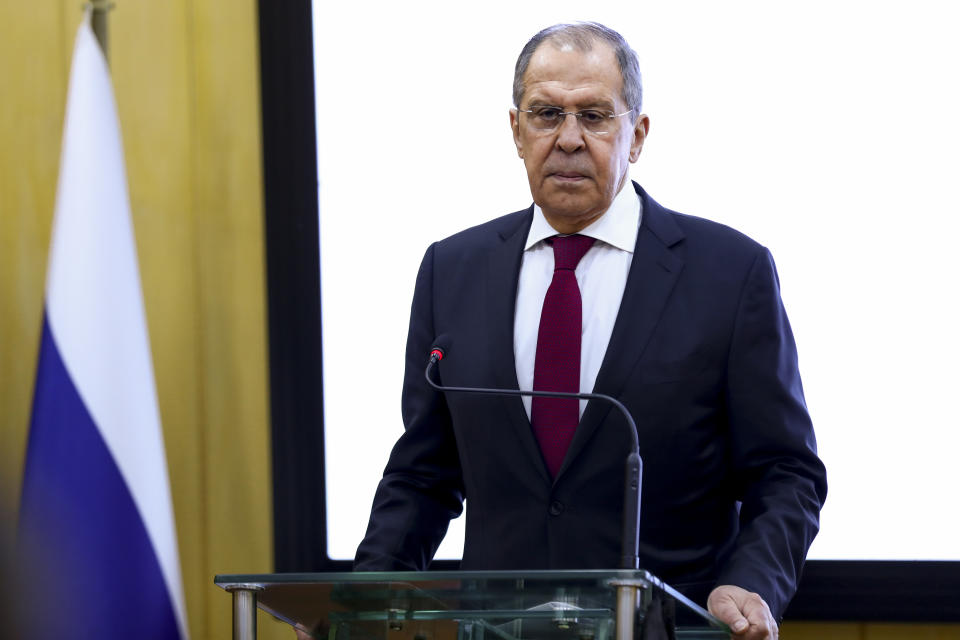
[{"xmin": 88, "ymin": 0, "xmax": 113, "ymax": 58}]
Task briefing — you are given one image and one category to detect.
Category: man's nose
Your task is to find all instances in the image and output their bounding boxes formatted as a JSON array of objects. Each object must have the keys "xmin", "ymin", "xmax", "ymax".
[{"xmin": 555, "ymin": 113, "xmax": 585, "ymax": 152}]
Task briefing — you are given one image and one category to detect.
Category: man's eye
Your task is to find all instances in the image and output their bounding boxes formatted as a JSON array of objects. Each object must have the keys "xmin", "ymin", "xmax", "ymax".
[
  {"xmin": 579, "ymin": 110, "xmax": 607, "ymax": 123},
  {"xmin": 535, "ymin": 107, "xmax": 562, "ymax": 121}
]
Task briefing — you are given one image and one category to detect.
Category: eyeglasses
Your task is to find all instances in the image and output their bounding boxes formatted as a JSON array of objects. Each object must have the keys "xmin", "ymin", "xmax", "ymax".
[{"xmin": 517, "ymin": 105, "xmax": 634, "ymax": 136}]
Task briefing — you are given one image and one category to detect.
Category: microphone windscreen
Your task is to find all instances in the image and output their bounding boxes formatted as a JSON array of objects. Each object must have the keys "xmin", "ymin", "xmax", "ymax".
[{"xmin": 429, "ymin": 334, "xmax": 450, "ymax": 362}]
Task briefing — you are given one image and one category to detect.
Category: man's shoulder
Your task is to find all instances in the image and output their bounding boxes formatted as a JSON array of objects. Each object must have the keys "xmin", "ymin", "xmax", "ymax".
[
  {"xmin": 641, "ymin": 190, "xmax": 766, "ymax": 262},
  {"xmin": 434, "ymin": 206, "xmax": 533, "ymax": 251},
  {"xmin": 640, "ymin": 188, "xmax": 759, "ymax": 249},
  {"xmin": 670, "ymin": 209, "xmax": 763, "ymax": 251}
]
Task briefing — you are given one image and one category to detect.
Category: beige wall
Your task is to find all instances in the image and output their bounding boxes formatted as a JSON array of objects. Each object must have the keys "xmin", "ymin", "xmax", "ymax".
[
  {"xmin": 1, "ymin": 2, "xmax": 958, "ymax": 640},
  {"xmin": 0, "ymin": 1, "xmax": 286, "ymax": 638}
]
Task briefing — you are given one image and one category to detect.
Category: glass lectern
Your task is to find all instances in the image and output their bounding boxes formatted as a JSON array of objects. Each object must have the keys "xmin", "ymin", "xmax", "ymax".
[{"xmin": 215, "ymin": 570, "xmax": 730, "ymax": 640}]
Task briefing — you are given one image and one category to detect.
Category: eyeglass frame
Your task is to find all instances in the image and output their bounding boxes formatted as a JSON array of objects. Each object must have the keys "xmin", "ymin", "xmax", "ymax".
[{"xmin": 516, "ymin": 105, "xmax": 635, "ymax": 136}]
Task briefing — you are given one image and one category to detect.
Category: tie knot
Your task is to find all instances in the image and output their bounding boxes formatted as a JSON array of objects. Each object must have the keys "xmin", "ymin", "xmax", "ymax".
[{"xmin": 550, "ymin": 234, "xmax": 595, "ymax": 271}]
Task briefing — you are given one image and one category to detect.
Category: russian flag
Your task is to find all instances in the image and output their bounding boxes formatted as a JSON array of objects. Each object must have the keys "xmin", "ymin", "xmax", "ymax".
[{"xmin": 18, "ymin": 13, "xmax": 189, "ymax": 640}]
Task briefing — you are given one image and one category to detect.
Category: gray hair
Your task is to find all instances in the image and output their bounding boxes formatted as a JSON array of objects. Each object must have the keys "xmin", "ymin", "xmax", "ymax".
[{"xmin": 512, "ymin": 22, "xmax": 643, "ymax": 114}]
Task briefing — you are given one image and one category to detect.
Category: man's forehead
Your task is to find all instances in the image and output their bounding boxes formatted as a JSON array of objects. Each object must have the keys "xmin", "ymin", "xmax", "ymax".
[
  {"xmin": 528, "ymin": 37, "xmax": 617, "ymax": 69},
  {"xmin": 521, "ymin": 41, "xmax": 624, "ymax": 105}
]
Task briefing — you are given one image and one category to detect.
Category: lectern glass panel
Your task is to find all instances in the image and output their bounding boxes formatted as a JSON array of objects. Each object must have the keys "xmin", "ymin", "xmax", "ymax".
[{"xmin": 215, "ymin": 570, "xmax": 730, "ymax": 639}]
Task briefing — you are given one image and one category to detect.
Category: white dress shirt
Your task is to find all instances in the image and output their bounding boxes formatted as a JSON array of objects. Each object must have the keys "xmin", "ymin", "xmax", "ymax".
[{"xmin": 514, "ymin": 183, "xmax": 642, "ymax": 420}]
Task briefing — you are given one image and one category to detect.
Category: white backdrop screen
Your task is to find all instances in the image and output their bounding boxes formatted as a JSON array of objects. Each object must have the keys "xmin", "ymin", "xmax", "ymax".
[{"xmin": 313, "ymin": 0, "xmax": 960, "ymax": 562}]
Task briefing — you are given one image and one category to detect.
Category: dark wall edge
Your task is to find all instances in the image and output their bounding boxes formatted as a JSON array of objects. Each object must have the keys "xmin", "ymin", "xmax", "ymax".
[
  {"xmin": 257, "ymin": 0, "xmax": 960, "ymax": 622},
  {"xmin": 258, "ymin": 0, "xmax": 328, "ymax": 571},
  {"xmin": 784, "ymin": 560, "xmax": 960, "ymax": 621}
]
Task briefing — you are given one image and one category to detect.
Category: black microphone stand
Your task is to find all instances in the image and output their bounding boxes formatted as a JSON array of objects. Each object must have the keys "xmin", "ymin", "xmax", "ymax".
[{"xmin": 426, "ymin": 348, "xmax": 644, "ymax": 639}]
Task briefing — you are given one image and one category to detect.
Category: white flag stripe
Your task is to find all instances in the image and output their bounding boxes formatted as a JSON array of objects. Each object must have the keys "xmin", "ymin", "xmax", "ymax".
[{"xmin": 45, "ymin": 16, "xmax": 189, "ymax": 640}]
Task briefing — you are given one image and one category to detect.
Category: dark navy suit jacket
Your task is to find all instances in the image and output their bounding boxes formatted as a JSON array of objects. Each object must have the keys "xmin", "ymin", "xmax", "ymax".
[{"xmin": 355, "ymin": 183, "xmax": 827, "ymax": 620}]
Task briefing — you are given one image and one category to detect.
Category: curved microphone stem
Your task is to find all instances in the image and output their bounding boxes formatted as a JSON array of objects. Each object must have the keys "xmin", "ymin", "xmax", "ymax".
[{"xmin": 426, "ymin": 355, "xmax": 642, "ymax": 570}]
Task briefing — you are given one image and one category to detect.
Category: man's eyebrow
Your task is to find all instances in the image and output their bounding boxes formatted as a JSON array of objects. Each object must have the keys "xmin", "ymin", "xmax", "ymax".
[
  {"xmin": 524, "ymin": 98, "xmax": 560, "ymax": 107},
  {"xmin": 525, "ymin": 97, "xmax": 617, "ymax": 111},
  {"xmin": 577, "ymin": 100, "xmax": 617, "ymax": 111}
]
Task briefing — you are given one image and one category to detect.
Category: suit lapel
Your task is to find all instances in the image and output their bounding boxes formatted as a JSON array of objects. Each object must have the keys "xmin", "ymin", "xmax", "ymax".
[
  {"xmin": 485, "ymin": 208, "xmax": 552, "ymax": 483},
  {"xmin": 557, "ymin": 185, "xmax": 686, "ymax": 478}
]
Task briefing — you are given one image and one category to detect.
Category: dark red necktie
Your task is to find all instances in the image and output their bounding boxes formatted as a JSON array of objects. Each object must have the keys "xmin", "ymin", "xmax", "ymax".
[{"xmin": 531, "ymin": 234, "xmax": 595, "ymax": 478}]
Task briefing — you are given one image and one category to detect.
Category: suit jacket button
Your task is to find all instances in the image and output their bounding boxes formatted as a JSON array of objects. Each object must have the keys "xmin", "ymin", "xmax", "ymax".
[{"xmin": 549, "ymin": 501, "xmax": 564, "ymax": 516}]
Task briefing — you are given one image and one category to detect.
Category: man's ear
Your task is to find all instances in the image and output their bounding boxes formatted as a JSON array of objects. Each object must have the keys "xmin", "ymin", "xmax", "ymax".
[
  {"xmin": 629, "ymin": 114, "xmax": 651, "ymax": 163},
  {"xmin": 510, "ymin": 109, "xmax": 524, "ymax": 158}
]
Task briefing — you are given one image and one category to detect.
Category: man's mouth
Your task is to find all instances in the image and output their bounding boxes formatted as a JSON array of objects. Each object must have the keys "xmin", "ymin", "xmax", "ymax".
[{"xmin": 549, "ymin": 172, "xmax": 587, "ymax": 182}]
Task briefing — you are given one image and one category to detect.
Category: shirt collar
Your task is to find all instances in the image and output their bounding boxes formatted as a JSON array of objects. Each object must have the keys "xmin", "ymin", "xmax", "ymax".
[{"xmin": 524, "ymin": 181, "xmax": 642, "ymax": 252}]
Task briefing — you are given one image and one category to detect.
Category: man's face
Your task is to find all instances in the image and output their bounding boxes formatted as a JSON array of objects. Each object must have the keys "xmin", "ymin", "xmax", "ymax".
[{"xmin": 510, "ymin": 41, "xmax": 650, "ymax": 234}]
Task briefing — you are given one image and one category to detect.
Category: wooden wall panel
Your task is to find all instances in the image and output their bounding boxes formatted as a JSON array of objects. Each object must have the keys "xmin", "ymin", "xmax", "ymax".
[
  {"xmin": 781, "ymin": 622, "xmax": 863, "ymax": 639},
  {"xmin": 0, "ymin": 1, "xmax": 281, "ymax": 638},
  {"xmin": 0, "ymin": 1, "xmax": 69, "ymax": 513},
  {"xmin": 862, "ymin": 624, "xmax": 960, "ymax": 640},
  {"xmin": 185, "ymin": 0, "xmax": 277, "ymax": 637}
]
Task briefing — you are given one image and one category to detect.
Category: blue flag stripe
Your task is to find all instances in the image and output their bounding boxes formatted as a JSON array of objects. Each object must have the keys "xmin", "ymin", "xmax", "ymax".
[{"xmin": 19, "ymin": 314, "xmax": 180, "ymax": 639}]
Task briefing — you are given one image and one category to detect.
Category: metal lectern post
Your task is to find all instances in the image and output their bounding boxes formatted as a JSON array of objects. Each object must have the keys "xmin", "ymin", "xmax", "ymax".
[
  {"xmin": 225, "ymin": 583, "xmax": 264, "ymax": 640},
  {"xmin": 610, "ymin": 577, "xmax": 650, "ymax": 640}
]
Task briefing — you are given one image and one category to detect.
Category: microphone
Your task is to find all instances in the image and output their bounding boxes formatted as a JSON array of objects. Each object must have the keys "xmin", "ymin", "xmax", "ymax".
[{"xmin": 425, "ymin": 337, "xmax": 642, "ymax": 571}]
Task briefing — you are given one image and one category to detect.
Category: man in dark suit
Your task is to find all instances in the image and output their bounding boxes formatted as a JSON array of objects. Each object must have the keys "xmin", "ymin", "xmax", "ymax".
[{"xmin": 355, "ymin": 22, "xmax": 826, "ymax": 640}]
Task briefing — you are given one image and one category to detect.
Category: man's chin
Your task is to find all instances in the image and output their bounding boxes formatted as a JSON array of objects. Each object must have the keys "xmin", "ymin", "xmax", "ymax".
[
  {"xmin": 539, "ymin": 189, "xmax": 598, "ymax": 215},
  {"xmin": 539, "ymin": 179, "xmax": 592, "ymax": 201}
]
